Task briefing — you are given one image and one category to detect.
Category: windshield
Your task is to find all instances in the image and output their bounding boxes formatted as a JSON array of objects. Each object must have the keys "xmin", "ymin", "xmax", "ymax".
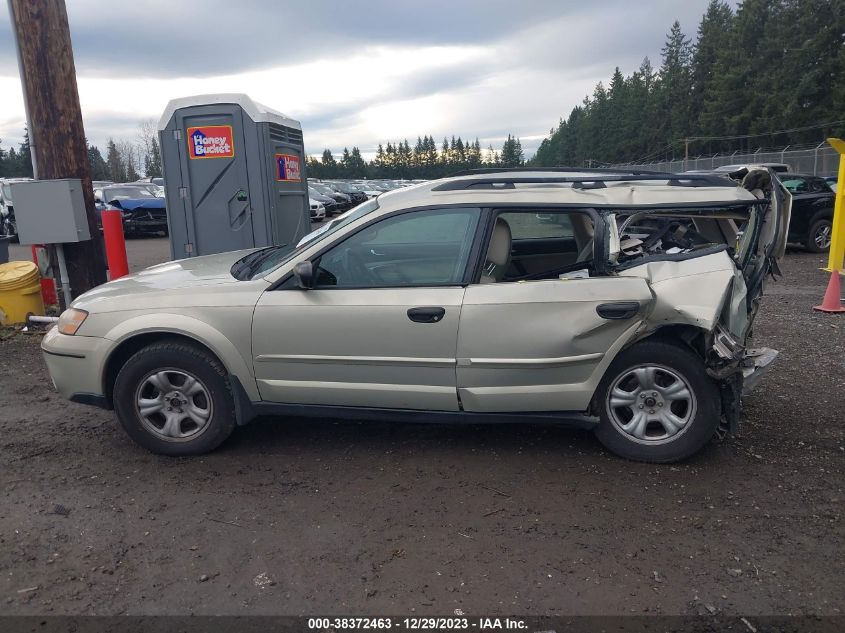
[
  {"xmin": 103, "ymin": 186, "xmax": 157, "ymax": 200},
  {"xmin": 245, "ymin": 198, "xmax": 380, "ymax": 279}
]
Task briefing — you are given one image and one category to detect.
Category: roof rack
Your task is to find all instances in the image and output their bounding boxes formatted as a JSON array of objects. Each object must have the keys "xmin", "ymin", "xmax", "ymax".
[
  {"xmin": 433, "ymin": 168, "xmax": 736, "ymax": 191},
  {"xmin": 454, "ymin": 167, "xmax": 675, "ymax": 176}
]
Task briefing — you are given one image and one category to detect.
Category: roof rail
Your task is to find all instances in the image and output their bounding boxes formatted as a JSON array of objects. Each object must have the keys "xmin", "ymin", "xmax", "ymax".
[
  {"xmin": 454, "ymin": 167, "xmax": 675, "ymax": 176},
  {"xmin": 433, "ymin": 170, "xmax": 736, "ymax": 191}
]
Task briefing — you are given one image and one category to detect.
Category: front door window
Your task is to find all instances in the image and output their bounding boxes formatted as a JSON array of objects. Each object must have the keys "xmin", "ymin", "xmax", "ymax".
[{"xmin": 314, "ymin": 208, "xmax": 481, "ymax": 288}]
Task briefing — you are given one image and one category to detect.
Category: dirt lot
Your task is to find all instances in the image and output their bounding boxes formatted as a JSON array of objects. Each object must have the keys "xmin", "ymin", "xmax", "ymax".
[{"xmin": 0, "ymin": 248, "xmax": 842, "ymax": 616}]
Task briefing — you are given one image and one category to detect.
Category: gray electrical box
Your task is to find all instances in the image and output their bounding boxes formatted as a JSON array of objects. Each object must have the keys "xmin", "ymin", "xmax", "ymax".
[
  {"xmin": 158, "ymin": 93, "xmax": 311, "ymax": 259},
  {"xmin": 10, "ymin": 178, "xmax": 91, "ymax": 245}
]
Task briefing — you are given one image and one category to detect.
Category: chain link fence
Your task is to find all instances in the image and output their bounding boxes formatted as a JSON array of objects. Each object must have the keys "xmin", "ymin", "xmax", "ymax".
[{"xmin": 614, "ymin": 142, "xmax": 838, "ymax": 175}]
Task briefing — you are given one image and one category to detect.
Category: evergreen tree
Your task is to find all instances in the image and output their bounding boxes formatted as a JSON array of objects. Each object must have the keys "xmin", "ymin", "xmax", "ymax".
[
  {"xmin": 7, "ymin": 147, "xmax": 19, "ymax": 176},
  {"xmin": 349, "ymin": 147, "xmax": 367, "ymax": 177},
  {"xmin": 339, "ymin": 147, "xmax": 352, "ymax": 177},
  {"xmin": 87, "ymin": 144, "xmax": 109, "ymax": 181},
  {"xmin": 656, "ymin": 21, "xmax": 693, "ymax": 153},
  {"xmin": 105, "ymin": 139, "xmax": 127, "ymax": 182},
  {"xmin": 321, "ymin": 149, "xmax": 338, "ymax": 172},
  {"xmin": 500, "ymin": 134, "xmax": 524, "ymax": 167},
  {"xmin": 692, "ymin": 1, "xmax": 735, "ymax": 132},
  {"xmin": 306, "ymin": 156, "xmax": 323, "ymax": 179},
  {"xmin": 17, "ymin": 130, "xmax": 33, "ymax": 177},
  {"xmin": 144, "ymin": 137, "xmax": 162, "ymax": 177}
]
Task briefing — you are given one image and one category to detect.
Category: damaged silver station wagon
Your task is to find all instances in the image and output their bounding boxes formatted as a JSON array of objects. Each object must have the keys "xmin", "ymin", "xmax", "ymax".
[{"xmin": 42, "ymin": 168, "xmax": 790, "ymax": 462}]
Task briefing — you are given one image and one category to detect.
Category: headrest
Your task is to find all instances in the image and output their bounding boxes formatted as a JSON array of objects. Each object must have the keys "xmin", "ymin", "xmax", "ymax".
[{"xmin": 487, "ymin": 218, "xmax": 512, "ymax": 266}]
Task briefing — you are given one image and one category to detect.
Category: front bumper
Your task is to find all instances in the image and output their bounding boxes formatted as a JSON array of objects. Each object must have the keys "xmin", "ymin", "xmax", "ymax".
[
  {"xmin": 124, "ymin": 218, "xmax": 168, "ymax": 234},
  {"xmin": 41, "ymin": 326, "xmax": 111, "ymax": 403},
  {"xmin": 741, "ymin": 347, "xmax": 779, "ymax": 395}
]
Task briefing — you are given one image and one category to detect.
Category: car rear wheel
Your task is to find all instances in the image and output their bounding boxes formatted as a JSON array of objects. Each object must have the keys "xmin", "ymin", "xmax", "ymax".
[
  {"xmin": 593, "ymin": 339, "xmax": 720, "ymax": 463},
  {"xmin": 806, "ymin": 217, "xmax": 832, "ymax": 253},
  {"xmin": 113, "ymin": 340, "xmax": 236, "ymax": 455}
]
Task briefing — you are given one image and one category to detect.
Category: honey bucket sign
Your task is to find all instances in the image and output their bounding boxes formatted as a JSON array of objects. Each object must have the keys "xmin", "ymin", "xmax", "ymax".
[
  {"xmin": 187, "ymin": 125, "xmax": 235, "ymax": 159},
  {"xmin": 275, "ymin": 153, "xmax": 302, "ymax": 181}
]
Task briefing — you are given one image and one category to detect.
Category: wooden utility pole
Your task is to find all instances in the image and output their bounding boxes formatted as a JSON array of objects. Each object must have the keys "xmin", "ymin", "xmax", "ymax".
[{"xmin": 8, "ymin": 0, "xmax": 106, "ymax": 301}]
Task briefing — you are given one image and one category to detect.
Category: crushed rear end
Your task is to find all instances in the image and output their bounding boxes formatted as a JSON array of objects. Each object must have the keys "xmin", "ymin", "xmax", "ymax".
[{"xmin": 609, "ymin": 168, "xmax": 791, "ymax": 432}]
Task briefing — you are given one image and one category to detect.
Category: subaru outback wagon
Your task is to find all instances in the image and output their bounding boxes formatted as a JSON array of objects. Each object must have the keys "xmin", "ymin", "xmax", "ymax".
[{"xmin": 42, "ymin": 168, "xmax": 790, "ymax": 463}]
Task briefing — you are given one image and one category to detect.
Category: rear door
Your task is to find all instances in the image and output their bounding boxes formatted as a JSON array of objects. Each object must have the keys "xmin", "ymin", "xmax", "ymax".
[{"xmin": 456, "ymin": 210, "xmax": 653, "ymax": 413}]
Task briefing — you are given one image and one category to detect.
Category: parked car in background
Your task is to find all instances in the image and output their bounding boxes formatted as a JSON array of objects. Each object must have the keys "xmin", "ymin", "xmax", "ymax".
[
  {"xmin": 307, "ymin": 188, "xmax": 339, "ymax": 216},
  {"xmin": 309, "ymin": 182, "xmax": 352, "ymax": 213},
  {"xmin": 120, "ymin": 182, "xmax": 165, "ymax": 198},
  {"xmin": 778, "ymin": 173, "xmax": 835, "ymax": 252},
  {"xmin": 350, "ymin": 183, "xmax": 382, "ymax": 199},
  {"xmin": 0, "ymin": 177, "xmax": 32, "ymax": 241},
  {"xmin": 322, "ymin": 182, "xmax": 368, "ymax": 204},
  {"xmin": 134, "ymin": 177, "xmax": 165, "ymax": 187},
  {"xmin": 308, "ymin": 198, "xmax": 326, "ymax": 222},
  {"xmin": 95, "ymin": 185, "xmax": 168, "ymax": 237},
  {"xmin": 43, "ymin": 168, "xmax": 789, "ymax": 463}
]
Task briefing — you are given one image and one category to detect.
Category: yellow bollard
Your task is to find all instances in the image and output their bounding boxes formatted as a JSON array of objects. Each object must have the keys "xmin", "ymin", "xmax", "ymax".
[{"xmin": 825, "ymin": 138, "xmax": 845, "ymax": 273}]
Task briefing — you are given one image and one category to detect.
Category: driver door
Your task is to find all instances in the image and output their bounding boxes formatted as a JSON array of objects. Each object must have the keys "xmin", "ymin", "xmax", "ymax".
[{"xmin": 251, "ymin": 207, "xmax": 482, "ymax": 411}]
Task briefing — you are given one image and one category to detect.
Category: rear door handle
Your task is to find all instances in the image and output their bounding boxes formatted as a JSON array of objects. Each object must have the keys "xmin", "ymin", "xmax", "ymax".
[
  {"xmin": 596, "ymin": 301, "xmax": 640, "ymax": 320},
  {"xmin": 407, "ymin": 307, "xmax": 446, "ymax": 323}
]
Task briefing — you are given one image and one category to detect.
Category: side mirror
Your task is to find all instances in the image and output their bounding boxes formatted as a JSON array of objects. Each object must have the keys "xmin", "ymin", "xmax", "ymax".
[{"xmin": 293, "ymin": 260, "xmax": 313, "ymax": 289}]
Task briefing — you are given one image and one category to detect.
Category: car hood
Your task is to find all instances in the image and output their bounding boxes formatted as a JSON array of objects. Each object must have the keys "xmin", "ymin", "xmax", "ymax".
[
  {"xmin": 111, "ymin": 198, "xmax": 166, "ymax": 211},
  {"xmin": 71, "ymin": 249, "xmax": 259, "ymax": 310}
]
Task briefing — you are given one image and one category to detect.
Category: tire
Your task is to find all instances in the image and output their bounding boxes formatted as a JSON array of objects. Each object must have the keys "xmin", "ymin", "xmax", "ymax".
[
  {"xmin": 593, "ymin": 339, "xmax": 720, "ymax": 463},
  {"xmin": 805, "ymin": 216, "xmax": 832, "ymax": 253},
  {"xmin": 112, "ymin": 340, "xmax": 236, "ymax": 455}
]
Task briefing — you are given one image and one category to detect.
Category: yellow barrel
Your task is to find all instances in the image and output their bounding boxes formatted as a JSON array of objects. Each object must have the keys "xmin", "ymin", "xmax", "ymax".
[{"xmin": 0, "ymin": 261, "xmax": 45, "ymax": 325}]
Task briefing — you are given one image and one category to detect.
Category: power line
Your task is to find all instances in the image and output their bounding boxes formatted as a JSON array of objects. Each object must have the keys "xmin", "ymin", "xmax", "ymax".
[
  {"xmin": 621, "ymin": 119, "xmax": 844, "ymax": 165},
  {"xmin": 619, "ymin": 140, "xmax": 684, "ymax": 166},
  {"xmin": 684, "ymin": 120, "xmax": 845, "ymax": 142}
]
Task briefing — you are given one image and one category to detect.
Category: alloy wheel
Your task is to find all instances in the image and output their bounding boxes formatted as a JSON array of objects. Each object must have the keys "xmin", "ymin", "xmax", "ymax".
[
  {"xmin": 606, "ymin": 364, "xmax": 697, "ymax": 445},
  {"xmin": 134, "ymin": 369, "xmax": 213, "ymax": 441},
  {"xmin": 814, "ymin": 223, "xmax": 832, "ymax": 250}
]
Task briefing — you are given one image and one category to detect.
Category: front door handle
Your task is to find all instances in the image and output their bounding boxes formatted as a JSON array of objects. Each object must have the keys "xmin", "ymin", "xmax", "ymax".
[{"xmin": 407, "ymin": 306, "xmax": 446, "ymax": 323}]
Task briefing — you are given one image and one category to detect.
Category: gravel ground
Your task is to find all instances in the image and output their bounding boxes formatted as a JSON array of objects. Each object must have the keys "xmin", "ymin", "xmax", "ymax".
[{"xmin": 0, "ymin": 248, "xmax": 842, "ymax": 616}]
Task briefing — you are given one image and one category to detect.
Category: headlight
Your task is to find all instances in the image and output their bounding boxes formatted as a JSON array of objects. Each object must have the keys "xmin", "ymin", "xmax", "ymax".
[{"xmin": 57, "ymin": 308, "xmax": 88, "ymax": 335}]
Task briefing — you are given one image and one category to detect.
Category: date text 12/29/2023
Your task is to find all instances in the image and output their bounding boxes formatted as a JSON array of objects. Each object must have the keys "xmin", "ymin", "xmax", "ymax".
[{"xmin": 307, "ymin": 617, "xmax": 528, "ymax": 630}]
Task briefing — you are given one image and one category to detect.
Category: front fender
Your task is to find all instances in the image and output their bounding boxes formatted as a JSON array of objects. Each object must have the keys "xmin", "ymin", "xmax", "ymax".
[{"xmin": 102, "ymin": 313, "xmax": 260, "ymax": 401}]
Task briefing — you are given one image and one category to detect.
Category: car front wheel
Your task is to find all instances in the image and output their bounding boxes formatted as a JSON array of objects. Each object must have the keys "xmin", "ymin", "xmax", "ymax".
[
  {"xmin": 593, "ymin": 339, "xmax": 720, "ymax": 463},
  {"xmin": 113, "ymin": 340, "xmax": 236, "ymax": 455}
]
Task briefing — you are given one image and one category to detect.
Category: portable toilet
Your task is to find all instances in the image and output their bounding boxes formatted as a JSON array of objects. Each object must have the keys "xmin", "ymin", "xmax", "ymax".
[{"xmin": 158, "ymin": 93, "xmax": 311, "ymax": 259}]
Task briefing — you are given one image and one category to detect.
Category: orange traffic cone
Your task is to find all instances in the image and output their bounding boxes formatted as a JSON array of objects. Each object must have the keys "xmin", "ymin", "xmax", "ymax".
[{"xmin": 814, "ymin": 269, "xmax": 845, "ymax": 313}]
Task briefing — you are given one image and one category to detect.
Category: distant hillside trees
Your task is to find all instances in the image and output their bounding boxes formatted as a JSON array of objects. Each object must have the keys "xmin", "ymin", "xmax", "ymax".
[
  {"xmin": 531, "ymin": 0, "xmax": 845, "ymax": 167},
  {"xmin": 307, "ymin": 133, "xmax": 521, "ymax": 179},
  {"xmin": 0, "ymin": 119, "xmax": 163, "ymax": 181}
]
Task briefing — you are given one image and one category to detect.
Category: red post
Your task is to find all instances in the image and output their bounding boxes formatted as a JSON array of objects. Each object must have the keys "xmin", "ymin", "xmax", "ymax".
[
  {"xmin": 101, "ymin": 210, "xmax": 129, "ymax": 280},
  {"xmin": 31, "ymin": 244, "xmax": 58, "ymax": 305}
]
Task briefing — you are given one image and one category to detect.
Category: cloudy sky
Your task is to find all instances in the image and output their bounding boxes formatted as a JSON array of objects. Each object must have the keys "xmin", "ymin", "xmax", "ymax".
[{"xmin": 0, "ymin": 0, "xmax": 715, "ymax": 161}]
